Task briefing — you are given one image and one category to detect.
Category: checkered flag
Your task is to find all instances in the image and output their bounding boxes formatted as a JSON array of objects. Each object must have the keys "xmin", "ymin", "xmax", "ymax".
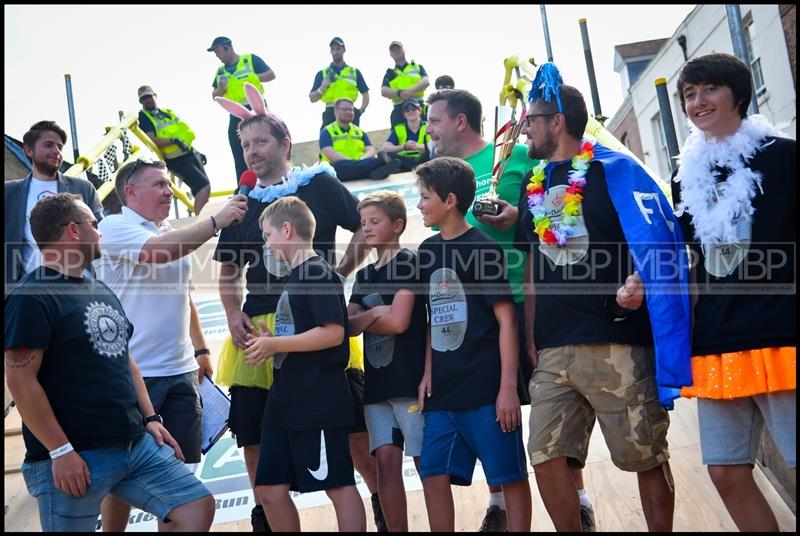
[
  {"xmin": 121, "ymin": 130, "xmax": 133, "ymax": 161},
  {"xmin": 95, "ymin": 157, "xmax": 110, "ymax": 183},
  {"xmin": 103, "ymin": 143, "xmax": 119, "ymax": 172}
]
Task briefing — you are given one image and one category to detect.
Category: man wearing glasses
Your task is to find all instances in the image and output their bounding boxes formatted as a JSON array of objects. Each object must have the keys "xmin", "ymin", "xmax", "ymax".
[
  {"xmin": 320, "ymin": 98, "xmax": 402, "ymax": 182},
  {"xmin": 4, "ymin": 120, "xmax": 104, "ymax": 296},
  {"xmin": 91, "ymin": 159, "xmax": 248, "ymax": 531},
  {"xmin": 5, "ymin": 193, "xmax": 215, "ymax": 532}
]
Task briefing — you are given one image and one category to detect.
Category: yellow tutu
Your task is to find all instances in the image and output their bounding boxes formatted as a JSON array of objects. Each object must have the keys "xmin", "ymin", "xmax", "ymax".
[
  {"xmin": 215, "ymin": 312, "xmax": 364, "ymax": 388},
  {"xmin": 215, "ymin": 313, "xmax": 275, "ymax": 389}
]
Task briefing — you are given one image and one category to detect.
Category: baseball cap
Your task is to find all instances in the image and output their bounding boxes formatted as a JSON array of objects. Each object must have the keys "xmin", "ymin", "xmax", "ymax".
[
  {"xmin": 401, "ymin": 99, "xmax": 421, "ymax": 110},
  {"xmin": 207, "ymin": 36, "xmax": 232, "ymax": 52},
  {"xmin": 389, "ymin": 41, "xmax": 403, "ymax": 50},
  {"xmin": 137, "ymin": 85, "xmax": 156, "ymax": 100},
  {"xmin": 329, "ymin": 36, "xmax": 345, "ymax": 47}
]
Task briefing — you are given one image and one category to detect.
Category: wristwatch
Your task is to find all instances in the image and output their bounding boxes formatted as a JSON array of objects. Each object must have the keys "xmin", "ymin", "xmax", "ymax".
[{"xmin": 144, "ymin": 414, "xmax": 163, "ymax": 425}]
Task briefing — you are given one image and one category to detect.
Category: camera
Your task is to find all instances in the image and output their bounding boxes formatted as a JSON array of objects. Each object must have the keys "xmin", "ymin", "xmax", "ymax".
[{"xmin": 471, "ymin": 199, "xmax": 501, "ymax": 217}]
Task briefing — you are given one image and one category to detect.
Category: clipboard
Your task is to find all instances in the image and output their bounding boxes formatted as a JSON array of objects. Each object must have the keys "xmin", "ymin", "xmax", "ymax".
[{"xmin": 198, "ymin": 375, "xmax": 231, "ymax": 454}]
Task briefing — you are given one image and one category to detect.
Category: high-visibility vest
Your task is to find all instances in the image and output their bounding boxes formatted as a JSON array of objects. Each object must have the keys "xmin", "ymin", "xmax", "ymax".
[
  {"xmin": 320, "ymin": 122, "xmax": 365, "ymax": 161},
  {"xmin": 387, "ymin": 62, "xmax": 425, "ymax": 105},
  {"xmin": 320, "ymin": 65, "xmax": 360, "ymax": 105},
  {"xmin": 215, "ymin": 54, "xmax": 265, "ymax": 105},
  {"xmin": 140, "ymin": 108, "xmax": 196, "ymax": 159},
  {"xmin": 394, "ymin": 123, "xmax": 429, "ymax": 158}
]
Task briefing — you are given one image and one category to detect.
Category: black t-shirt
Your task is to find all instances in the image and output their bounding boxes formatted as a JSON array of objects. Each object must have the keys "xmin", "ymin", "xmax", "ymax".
[
  {"xmin": 213, "ymin": 172, "xmax": 361, "ymax": 317},
  {"xmin": 671, "ymin": 136, "xmax": 796, "ymax": 355},
  {"xmin": 264, "ymin": 256, "xmax": 353, "ymax": 431},
  {"xmin": 4, "ymin": 267, "xmax": 143, "ymax": 462},
  {"xmin": 350, "ymin": 249, "xmax": 426, "ymax": 404},
  {"xmin": 418, "ymin": 228, "xmax": 510, "ymax": 411},
  {"xmin": 514, "ymin": 160, "xmax": 653, "ymax": 350}
]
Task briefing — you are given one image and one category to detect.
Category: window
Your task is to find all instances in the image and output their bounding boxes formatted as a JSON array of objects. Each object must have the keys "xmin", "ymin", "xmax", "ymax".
[
  {"xmin": 743, "ymin": 13, "xmax": 766, "ymax": 92},
  {"xmin": 651, "ymin": 112, "xmax": 672, "ymax": 179}
]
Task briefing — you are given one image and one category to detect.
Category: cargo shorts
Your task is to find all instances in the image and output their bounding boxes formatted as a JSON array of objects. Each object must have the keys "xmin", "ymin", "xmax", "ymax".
[{"xmin": 528, "ymin": 343, "xmax": 670, "ymax": 472}]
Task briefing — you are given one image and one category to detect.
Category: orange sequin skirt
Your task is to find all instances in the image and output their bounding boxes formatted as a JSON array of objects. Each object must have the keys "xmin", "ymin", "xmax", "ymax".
[{"xmin": 681, "ymin": 346, "xmax": 796, "ymax": 400}]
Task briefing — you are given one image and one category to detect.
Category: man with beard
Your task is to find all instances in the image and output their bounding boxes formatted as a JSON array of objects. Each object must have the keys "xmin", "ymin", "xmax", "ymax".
[
  {"xmin": 514, "ymin": 64, "xmax": 691, "ymax": 531},
  {"xmin": 425, "ymin": 88, "xmax": 596, "ymax": 532},
  {"xmin": 5, "ymin": 193, "xmax": 215, "ymax": 532},
  {"xmin": 213, "ymin": 111, "xmax": 379, "ymax": 531},
  {"xmin": 5, "ymin": 120, "xmax": 103, "ymax": 295}
]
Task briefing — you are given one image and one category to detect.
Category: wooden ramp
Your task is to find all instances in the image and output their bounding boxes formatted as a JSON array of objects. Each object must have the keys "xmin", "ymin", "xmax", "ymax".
[{"xmin": 5, "ymin": 171, "xmax": 795, "ymax": 531}]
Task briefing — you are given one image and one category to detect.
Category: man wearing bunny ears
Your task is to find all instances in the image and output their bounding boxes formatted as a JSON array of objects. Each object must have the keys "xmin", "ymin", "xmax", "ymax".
[
  {"xmin": 214, "ymin": 85, "xmax": 380, "ymax": 531},
  {"xmin": 209, "ymin": 36, "xmax": 276, "ymax": 186}
]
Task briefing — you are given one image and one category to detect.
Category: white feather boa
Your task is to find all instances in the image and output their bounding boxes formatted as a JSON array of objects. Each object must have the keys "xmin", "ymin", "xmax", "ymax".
[{"xmin": 674, "ymin": 115, "xmax": 782, "ymax": 247}]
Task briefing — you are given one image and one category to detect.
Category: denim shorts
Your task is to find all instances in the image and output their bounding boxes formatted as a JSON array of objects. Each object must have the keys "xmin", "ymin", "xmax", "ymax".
[
  {"xmin": 22, "ymin": 433, "xmax": 211, "ymax": 532},
  {"xmin": 697, "ymin": 390, "xmax": 796, "ymax": 468},
  {"xmin": 419, "ymin": 404, "xmax": 528, "ymax": 486}
]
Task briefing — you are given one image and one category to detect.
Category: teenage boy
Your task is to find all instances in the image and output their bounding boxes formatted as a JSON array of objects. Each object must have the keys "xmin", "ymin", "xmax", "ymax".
[
  {"xmin": 243, "ymin": 196, "xmax": 365, "ymax": 532},
  {"xmin": 347, "ymin": 191, "xmax": 427, "ymax": 532},
  {"xmin": 414, "ymin": 157, "xmax": 532, "ymax": 532}
]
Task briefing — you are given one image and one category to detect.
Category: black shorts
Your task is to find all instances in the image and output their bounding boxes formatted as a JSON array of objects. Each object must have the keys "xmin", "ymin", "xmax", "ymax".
[
  {"xmin": 165, "ymin": 151, "xmax": 210, "ymax": 195},
  {"xmin": 144, "ymin": 371, "xmax": 203, "ymax": 463},
  {"xmin": 346, "ymin": 368, "xmax": 367, "ymax": 433},
  {"xmin": 228, "ymin": 386, "xmax": 269, "ymax": 447},
  {"xmin": 255, "ymin": 426, "xmax": 354, "ymax": 493}
]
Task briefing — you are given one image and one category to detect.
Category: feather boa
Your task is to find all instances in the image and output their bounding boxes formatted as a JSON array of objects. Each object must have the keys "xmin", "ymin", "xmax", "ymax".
[
  {"xmin": 674, "ymin": 115, "xmax": 782, "ymax": 248},
  {"xmin": 248, "ymin": 162, "xmax": 338, "ymax": 203}
]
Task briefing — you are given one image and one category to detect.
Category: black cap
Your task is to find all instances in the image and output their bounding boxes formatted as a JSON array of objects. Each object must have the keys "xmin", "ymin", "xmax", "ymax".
[
  {"xmin": 389, "ymin": 40, "xmax": 403, "ymax": 50},
  {"xmin": 401, "ymin": 99, "xmax": 421, "ymax": 110},
  {"xmin": 207, "ymin": 36, "xmax": 232, "ymax": 52},
  {"xmin": 329, "ymin": 36, "xmax": 345, "ymax": 47}
]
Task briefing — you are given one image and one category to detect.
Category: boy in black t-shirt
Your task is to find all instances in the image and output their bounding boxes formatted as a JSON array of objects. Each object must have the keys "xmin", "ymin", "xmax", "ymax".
[
  {"xmin": 347, "ymin": 191, "xmax": 427, "ymax": 532},
  {"xmin": 413, "ymin": 158, "xmax": 532, "ymax": 532},
  {"xmin": 243, "ymin": 196, "xmax": 365, "ymax": 532}
]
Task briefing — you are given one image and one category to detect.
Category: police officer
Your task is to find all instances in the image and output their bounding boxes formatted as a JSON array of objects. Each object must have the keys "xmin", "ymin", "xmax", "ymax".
[
  {"xmin": 208, "ymin": 36, "xmax": 276, "ymax": 184},
  {"xmin": 380, "ymin": 41, "xmax": 430, "ymax": 128},
  {"xmin": 309, "ymin": 37, "xmax": 370, "ymax": 132},
  {"xmin": 137, "ymin": 85, "xmax": 211, "ymax": 214}
]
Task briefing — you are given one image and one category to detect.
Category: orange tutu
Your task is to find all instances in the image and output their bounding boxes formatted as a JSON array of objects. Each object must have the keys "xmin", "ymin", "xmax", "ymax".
[{"xmin": 681, "ymin": 346, "xmax": 796, "ymax": 400}]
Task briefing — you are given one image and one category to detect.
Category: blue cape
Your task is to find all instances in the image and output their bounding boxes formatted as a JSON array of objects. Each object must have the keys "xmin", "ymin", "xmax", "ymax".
[{"xmin": 594, "ymin": 143, "xmax": 693, "ymax": 409}]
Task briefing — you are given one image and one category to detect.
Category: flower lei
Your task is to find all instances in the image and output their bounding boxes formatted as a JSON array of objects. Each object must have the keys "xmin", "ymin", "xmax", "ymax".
[{"xmin": 526, "ymin": 140, "xmax": 594, "ymax": 246}]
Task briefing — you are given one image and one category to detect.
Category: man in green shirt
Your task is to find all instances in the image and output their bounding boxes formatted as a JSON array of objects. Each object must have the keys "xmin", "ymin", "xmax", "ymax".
[{"xmin": 425, "ymin": 89, "xmax": 596, "ymax": 533}]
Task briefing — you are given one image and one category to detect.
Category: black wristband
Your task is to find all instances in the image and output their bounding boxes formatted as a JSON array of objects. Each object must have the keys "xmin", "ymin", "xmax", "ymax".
[
  {"xmin": 209, "ymin": 216, "xmax": 219, "ymax": 237},
  {"xmin": 194, "ymin": 348, "xmax": 211, "ymax": 357}
]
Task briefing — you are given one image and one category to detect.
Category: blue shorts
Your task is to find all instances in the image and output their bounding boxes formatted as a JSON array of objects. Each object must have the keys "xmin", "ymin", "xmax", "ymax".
[
  {"xmin": 698, "ymin": 390, "xmax": 796, "ymax": 468},
  {"xmin": 21, "ymin": 433, "xmax": 211, "ymax": 532},
  {"xmin": 419, "ymin": 404, "xmax": 528, "ymax": 486}
]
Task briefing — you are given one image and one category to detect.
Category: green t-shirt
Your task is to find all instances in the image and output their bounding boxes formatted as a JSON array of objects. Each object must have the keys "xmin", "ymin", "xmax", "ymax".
[{"xmin": 465, "ymin": 143, "xmax": 535, "ymax": 303}]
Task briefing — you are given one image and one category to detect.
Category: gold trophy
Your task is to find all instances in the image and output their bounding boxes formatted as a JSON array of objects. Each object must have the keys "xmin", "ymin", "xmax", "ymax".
[{"xmin": 471, "ymin": 105, "xmax": 524, "ymax": 216}]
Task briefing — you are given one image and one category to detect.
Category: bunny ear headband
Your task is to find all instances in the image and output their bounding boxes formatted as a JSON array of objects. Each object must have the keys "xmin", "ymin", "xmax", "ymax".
[{"xmin": 215, "ymin": 82, "xmax": 267, "ymax": 119}]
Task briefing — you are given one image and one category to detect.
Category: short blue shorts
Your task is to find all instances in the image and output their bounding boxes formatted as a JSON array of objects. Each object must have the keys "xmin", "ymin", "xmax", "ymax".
[
  {"xmin": 22, "ymin": 433, "xmax": 211, "ymax": 532},
  {"xmin": 419, "ymin": 404, "xmax": 528, "ymax": 486}
]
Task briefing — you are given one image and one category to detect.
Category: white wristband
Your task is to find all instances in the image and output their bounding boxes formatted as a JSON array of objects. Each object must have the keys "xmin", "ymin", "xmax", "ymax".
[{"xmin": 49, "ymin": 442, "xmax": 74, "ymax": 460}]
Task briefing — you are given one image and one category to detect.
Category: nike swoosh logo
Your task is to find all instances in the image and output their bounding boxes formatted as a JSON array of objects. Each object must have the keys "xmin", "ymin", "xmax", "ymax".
[{"xmin": 307, "ymin": 430, "xmax": 328, "ymax": 481}]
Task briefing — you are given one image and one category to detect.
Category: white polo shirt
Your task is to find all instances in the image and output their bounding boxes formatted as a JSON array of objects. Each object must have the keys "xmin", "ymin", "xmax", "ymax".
[{"xmin": 93, "ymin": 206, "xmax": 197, "ymax": 377}]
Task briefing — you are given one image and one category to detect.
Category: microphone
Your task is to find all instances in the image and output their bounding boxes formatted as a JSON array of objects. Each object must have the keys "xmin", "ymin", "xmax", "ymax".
[
  {"xmin": 238, "ymin": 170, "xmax": 258, "ymax": 197},
  {"xmin": 233, "ymin": 170, "xmax": 258, "ymax": 224}
]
